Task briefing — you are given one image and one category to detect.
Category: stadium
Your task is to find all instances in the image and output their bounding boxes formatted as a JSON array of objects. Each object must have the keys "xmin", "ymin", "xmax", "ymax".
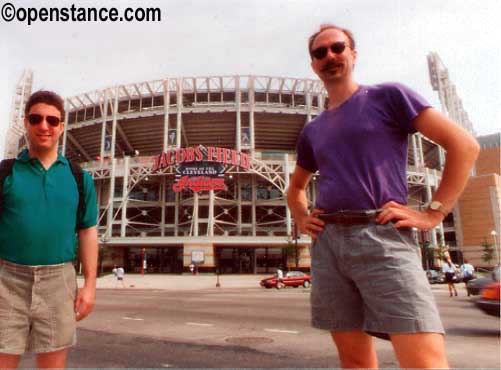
[{"xmin": 7, "ymin": 61, "xmax": 465, "ymax": 274}]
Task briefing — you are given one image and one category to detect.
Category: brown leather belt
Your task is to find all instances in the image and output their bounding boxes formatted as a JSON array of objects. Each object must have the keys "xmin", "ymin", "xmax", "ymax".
[{"xmin": 317, "ymin": 210, "xmax": 381, "ymax": 225}]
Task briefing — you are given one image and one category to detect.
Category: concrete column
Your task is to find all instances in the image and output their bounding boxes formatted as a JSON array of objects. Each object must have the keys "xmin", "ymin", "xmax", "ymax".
[
  {"xmin": 306, "ymin": 92, "xmax": 312, "ymax": 122},
  {"xmin": 163, "ymin": 79, "xmax": 170, "ymax": 151},
  {"xmin": 106, "ymin": 158, "xmax": 116, "ymax": 238},
  {"xmin": 249, "ymin": 76, "xmax": 255, "ymax": 157},
  {"xmin": 62, "ymin": 101, "xmax": 69, "ymax": 155},
  {"xmin": 176, "ymin": 78, "xmax": 183, "ymax": 148},
  {"xmin": 235, "ymin": 76, "xmax": 241, "ymax": 151},
  {"xmin": 174, "ymin": 192, "xmax": 179, "ymax": 237},
  {"xmin": 237, "ymin": 175, "xmax": 242, "ymax": 235},
  {"xmin": 252, "ymin": 176, "xmax": 257, "ymax": 236},
  {"xmin": 311, "ymin": 177, "xmax": 317, "ymax": 208},
  {"xmin": 120, "ymin": 156, "xmax": 129, "ymax": 237},
  {"xmin": 96, "ymin": 181, "xmax": 102, "ymax": 235},
  {"xmin": 100, "ymin": 93, "xmax": 109, "ymax": 166},
  {"xmin": 110, "ymin": 87, "xmax": 119, "ymax": 159},
  {"xmin": 318, "ymin": 94, "xmax": 325, "ymax": 113},
  {"xmin": 424, "ymin": 167, "xmax": 438, "ymax": 246},
  {"xmin": 438, "ymin": 147, "xmax": 445, "ymax": 170},
  {"xmin": 160, "ymin": 176, "xmax": 166, "ymax": 237},
  {"xmin": 411, "ymin": 134, "xmax": 419, "ymax": 167},
  {"xmin": 208, "ymin": 190, "xmax": 214, "ymax": 236},
  {"xmin": 434, "ymin": 171, "xmax": 446, "ymax": 246},
  {"xmin": 416, "ymin": 134, "xmax": 425, "ymax": 167},
  {"xmin": 193, "ymin": 192, "xmax": 199, "ymax": 237},
  {"xmin": 284, "ymin": 153, "xmax": 292, "ymax": 236}
]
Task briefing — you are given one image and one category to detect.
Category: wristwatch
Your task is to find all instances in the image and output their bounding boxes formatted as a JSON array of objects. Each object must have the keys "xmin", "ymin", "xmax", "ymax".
[{"xmin": 428, "ymin": 201, "xmax": 449, "ymax": 217}]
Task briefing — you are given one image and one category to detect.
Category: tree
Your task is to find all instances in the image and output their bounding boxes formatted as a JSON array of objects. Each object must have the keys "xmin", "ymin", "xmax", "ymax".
[
  {"xmin": 285, "ymin": 224, "xmax": 300, "ymax": 269},
  {"xmin": 97, "ymin": 242, "xmax": 113, "ymax": 276},
  {"xmin": 420, "ymin": 241, "xmax": 433, "ymax": 269},
  {"xmin": 283, "ymin": 239, "xmax": 296, "ymax": 268},
  {"xmin": 435, "ymin": 243, "xmax": 449, "ymax": 261},
  {"xmin": 481, "ymin": 238, "xmax": 495, "ymax": 265}
]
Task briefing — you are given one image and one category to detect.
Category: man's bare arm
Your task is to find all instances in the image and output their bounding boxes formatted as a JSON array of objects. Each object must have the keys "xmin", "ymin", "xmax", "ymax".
[
  {"xmin": 377, "ymin": 108, "xmax": 480, "ymax": 229},
  {"xmin": 287, "ymin": 165, "xmax": 325, "ymax": 238},
  {"xmin": 74, "ymin": 226, "xmax": 98, "ymax": 321},
  {"xmin": 414, "ymin": 107, "xmax": 480, "ymax": 210}
]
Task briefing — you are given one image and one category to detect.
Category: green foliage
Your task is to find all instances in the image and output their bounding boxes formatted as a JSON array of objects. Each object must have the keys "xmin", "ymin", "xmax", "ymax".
[
  {"xmin": 284, "ymin": 238, "xmax": 299, "ymax": 268},
  {"xmin": 435, "ymin": 244, "xmax": 449, "ymax": 261},
  {"xmin": 284, "ymin": 240, "xmax": 295, "ymax": 258},
  {"xmin": 97, "ymin": 244, "xmax": 112, "ymax": 275},
  {"xmin": 481, "ymin": 238, "xmax": 495, "ymax": 264}
]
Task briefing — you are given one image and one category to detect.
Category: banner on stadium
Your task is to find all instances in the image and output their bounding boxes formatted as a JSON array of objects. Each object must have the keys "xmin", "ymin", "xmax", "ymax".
[{"xmin": 152, "ymin": 145, "xmax": 251, "ymax": 193}]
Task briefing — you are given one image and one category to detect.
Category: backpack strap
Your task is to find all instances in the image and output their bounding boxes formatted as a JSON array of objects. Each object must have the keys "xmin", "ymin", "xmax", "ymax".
[
  {"xmin": 68, "ymin": 160, "xmax": 86, "ymax": 217},
  {"xmin": 0, "ymin": 159, "xmax": 16, "ymax": 215}
]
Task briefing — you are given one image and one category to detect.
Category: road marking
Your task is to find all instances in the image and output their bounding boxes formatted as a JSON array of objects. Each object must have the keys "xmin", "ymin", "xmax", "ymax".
[
  {"xmin": 161, "ymin": 364, "xmax": 172, "ymax": 368},
  {"xmin": 186, "ymin": 322, "xmax": 214, "ymax": 327},
  {"xmin": 122, "ymin": 316, "xmax": 144, "ymax": 321},
  {"xmin": 264, "ymin": 328, "xmax": 299, "ymax": 334}
]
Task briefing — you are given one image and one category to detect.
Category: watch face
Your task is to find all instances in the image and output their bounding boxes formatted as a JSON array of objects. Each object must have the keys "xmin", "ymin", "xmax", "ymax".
[{"xmin": 430, "ymin": 201, "xmax": 441, "ymax": 210}]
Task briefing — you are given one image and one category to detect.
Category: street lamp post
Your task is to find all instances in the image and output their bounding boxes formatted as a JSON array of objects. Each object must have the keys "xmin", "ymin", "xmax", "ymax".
[
  {"xmin": 418, "ymin": 202, "xmax": 430, "ymax": 270},
  {"xmin": 491, "ymin": 230, "xmax": 499, "ymax": 265},
  {"xmin": 141, "ymin": 248, "xmax": 146, "ymax": 276},
  {"xmin": 293, "ymin": 222, "xmax": 299, "ymax": 268},
  {"xmin": 216, "ymin": 268, "xmax": 221, "ymax": 288}
]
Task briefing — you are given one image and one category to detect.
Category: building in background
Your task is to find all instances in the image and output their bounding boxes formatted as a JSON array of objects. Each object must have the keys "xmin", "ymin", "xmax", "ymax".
[
  {"xmin": 5, "ymin": 73, "xmax": 446, "ymax": 273},
  {"xmin": 7, "ymin": 55, "xmax": 496, "ymax": 272},
  {"xmin": 456, "ymin": 133, "xmax": 501, "ymax": 267}
]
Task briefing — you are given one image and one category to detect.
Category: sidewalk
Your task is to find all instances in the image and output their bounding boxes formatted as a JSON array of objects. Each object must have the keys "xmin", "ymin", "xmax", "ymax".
[
  {"xmin": 78, "ymin": 273, "xmax": 270, "ymax": 290},
  {"xmin": 79, "ymin": 273, "xmax": 460, "ymax": 292}
]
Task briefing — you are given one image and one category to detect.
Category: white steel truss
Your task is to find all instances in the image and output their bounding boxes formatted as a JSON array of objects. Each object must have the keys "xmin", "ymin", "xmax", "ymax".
[
  {"xmin": 6, "ymin": 72, "xmax": 457, "ymax": 249},
  {"xmin": 4, "ymin": 70, "xmax": 32, "ymax": 159},
  {"xmin": 427, "ymin": 52, "xmax": 475, "ymax": 135}
]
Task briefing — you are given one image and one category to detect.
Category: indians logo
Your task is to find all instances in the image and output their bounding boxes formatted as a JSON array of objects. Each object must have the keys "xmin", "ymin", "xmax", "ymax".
[{"xmin": 152, "ymin": 145, "xmax": 250, "ymax": 193}]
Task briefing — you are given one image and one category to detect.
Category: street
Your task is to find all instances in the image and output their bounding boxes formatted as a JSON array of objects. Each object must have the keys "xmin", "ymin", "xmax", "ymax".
[{"xmin": 20, "ymin": 284, "xmax": 500, "ymax": 368}]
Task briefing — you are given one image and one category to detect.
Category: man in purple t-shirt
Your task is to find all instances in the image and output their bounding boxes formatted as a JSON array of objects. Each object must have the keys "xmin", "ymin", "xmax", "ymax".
[{"xmin": 287, "ymin": 24, "xmax": 479, "ymax": 368}]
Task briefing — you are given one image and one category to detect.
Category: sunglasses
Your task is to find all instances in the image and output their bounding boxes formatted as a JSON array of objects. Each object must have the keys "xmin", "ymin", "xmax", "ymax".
[
  {"xmin": 27, "ymin": 114, "xmax": 62, "ymax": 127},
  {"xmin": 311, "ymin": 41, "xmax": 349, "ymax": 60}
]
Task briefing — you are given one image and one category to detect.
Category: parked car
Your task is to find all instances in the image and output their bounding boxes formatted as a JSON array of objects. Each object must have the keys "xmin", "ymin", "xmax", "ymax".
[
  {"xmin": 475, "ymin": 281, "xmax": 500, "ymax": 317},
  {"xmin": 426, "ymin": 269, "xmax": 444, "ymax": 284},
  {"xmin": 467, "ymin": 265, "xmax": 500, "ymax": 296},
  {"xmin": 260, "ymin": 271, "xmax": 311, "ymax": 289}
]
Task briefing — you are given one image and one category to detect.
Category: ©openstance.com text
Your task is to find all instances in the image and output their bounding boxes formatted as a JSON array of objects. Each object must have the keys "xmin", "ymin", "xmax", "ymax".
[{"xmin": 1, "ymin": 2, "xmax": 162, "ymax": 25}]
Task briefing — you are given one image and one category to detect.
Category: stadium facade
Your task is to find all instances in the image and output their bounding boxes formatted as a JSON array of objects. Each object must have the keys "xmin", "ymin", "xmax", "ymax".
[{"xmin": 7, "ymin": 72, "xmax": 452, "ymax": 274}]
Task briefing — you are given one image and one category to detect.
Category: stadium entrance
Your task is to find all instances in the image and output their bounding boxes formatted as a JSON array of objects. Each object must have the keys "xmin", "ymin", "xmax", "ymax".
[
  {"xmin": 215, "ymin": 246, "xmax": 287, "ymax": 274},
  {"xmin": 125, "ymin": 246, "xmax": 184, "ymax": 273}
]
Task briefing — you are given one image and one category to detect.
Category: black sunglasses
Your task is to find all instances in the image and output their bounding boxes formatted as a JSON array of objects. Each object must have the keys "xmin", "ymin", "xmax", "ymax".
[
  {"xmin": 28, "ymin": 114, "xmax": 61, "ymax": 127},
  {"xmin": 311, "ymin": 41, "xmax": 349, "ymax": 60}
]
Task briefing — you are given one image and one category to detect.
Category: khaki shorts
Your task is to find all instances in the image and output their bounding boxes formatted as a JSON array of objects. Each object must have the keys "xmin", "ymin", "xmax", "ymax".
[
  {"xmin": 0, "ymin": 258, "xmax": 77, "ymax": 354},
  {"xmin": 311, "ymin": 222, "xmax": 444, "ymax": 337}
]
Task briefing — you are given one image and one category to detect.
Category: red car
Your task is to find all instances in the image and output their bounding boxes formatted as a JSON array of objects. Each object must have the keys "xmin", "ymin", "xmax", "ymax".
[
  {"xmin": 475, "ymin": 281, "xmax": 500, "ymax": 317},
  {"xmin": 260, "ymin": 271, "xmax": 311, "ymax": 289}
]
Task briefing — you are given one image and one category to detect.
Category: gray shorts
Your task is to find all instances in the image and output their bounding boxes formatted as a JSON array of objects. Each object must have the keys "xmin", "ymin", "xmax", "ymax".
[
  {"xmin": 0, "ymin": 258, "xmax": 77, "ymax": 354},
  {"xmin": 310, "ymin": 222, "xmax": 444, "ymax": 336}
]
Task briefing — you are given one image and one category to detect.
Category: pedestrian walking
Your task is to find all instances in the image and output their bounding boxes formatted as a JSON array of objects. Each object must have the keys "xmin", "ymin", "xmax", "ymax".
[
  {"xmin": 460, "ymin": 259, "xmax": 475, "ymax": 296},
  {"xmin": 112, "ymin": 265, "xmax": 126, "ymax": 288},
  {"xmin": 276, "ymin": 267, "xmax": 284, "ymax": 289},
  {"xmin": 442, "ymin": 258, "xmax": 459, "ymax": 297}
]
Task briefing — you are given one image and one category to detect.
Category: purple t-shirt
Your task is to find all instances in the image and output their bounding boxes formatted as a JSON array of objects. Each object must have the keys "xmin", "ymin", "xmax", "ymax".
[{"xmin": 296, "ymin": 82, "xmax": 430, "ymax": 212}]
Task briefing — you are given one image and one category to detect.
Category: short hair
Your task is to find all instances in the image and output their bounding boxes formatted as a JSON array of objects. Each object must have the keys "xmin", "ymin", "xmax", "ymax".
[
  {"xmin": 308, "ymin": 24, "xmax": 356, "ymax": 59},
  {"xmin": 24, "ymin": 90, "xmax": 65, "ymax": 119}
]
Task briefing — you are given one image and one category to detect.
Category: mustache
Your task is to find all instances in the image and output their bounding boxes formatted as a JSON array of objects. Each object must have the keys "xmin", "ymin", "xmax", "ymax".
[{"xmin": 321, "ymin": 61, "xmax": 343, "ymax": 72}]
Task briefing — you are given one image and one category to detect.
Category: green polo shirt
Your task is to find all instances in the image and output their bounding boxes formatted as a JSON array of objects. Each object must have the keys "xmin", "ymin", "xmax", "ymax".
[{"xmin": 0, "ymin": 149, "xmax": 97, "ymax": 265}]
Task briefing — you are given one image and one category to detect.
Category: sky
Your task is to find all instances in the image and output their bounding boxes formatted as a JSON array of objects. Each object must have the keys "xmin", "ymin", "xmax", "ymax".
[{"xmin": 1, "ymin": 0, "xmax": 500, "ymax": 157}]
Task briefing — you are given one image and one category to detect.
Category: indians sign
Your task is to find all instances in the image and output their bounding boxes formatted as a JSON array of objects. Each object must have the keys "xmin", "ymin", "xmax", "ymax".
[{"xmin": 152, "ymin": 145, "xmax": 251, "ymax": 193}]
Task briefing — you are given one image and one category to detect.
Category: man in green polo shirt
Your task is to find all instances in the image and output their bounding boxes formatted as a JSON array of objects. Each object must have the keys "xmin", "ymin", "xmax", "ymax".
[{"xmin": 0, "ymin": 90, "xmax": 98, "ymax": 368}]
